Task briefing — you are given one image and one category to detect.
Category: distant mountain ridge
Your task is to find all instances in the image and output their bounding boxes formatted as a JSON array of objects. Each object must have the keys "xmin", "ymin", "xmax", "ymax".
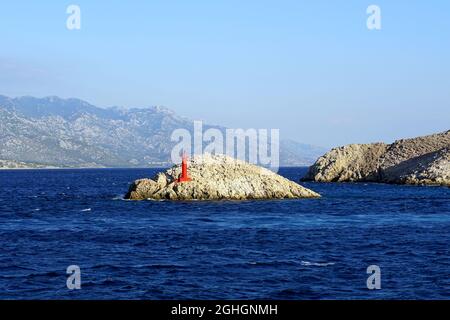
[{"xmin": 0, "ymin": 95, "xmax": 326, "ymax": 168}]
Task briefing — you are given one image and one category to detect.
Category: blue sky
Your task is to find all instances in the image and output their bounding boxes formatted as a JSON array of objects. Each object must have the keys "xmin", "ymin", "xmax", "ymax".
[{"xmin": 0, "ymin": 0, "xmax": 449, "ymax": 147}]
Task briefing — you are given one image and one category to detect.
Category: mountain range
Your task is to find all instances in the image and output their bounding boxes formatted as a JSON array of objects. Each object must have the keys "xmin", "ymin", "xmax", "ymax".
[{"xmin": 0, "ymin": 95, "xmax": 326, "ymax": 168}]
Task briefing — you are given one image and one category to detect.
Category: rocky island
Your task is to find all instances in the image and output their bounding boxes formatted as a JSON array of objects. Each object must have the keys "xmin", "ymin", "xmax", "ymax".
[
  {"xmin": 125, "ymin": 154, "xmax": 320, "ymax": 200},
  {"xmin": 303, "ymin": 130, "xmax": 450, "ymax": 186}
]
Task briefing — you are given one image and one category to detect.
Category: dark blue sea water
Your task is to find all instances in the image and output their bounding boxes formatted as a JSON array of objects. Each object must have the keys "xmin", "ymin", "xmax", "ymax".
[{"xmin": 0, "ymin": 168, "xmax": 449, "ymax": 300}]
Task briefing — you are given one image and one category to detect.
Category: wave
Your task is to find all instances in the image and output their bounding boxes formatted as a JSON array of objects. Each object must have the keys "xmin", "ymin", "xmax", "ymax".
[{"xmin": 301, "ymin": 261, "xmax": 335, "ymax": 267}]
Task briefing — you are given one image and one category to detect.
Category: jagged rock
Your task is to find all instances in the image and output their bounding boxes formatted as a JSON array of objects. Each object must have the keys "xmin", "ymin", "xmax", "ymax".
[
  {"xmin": 303, "ymin": 131, "xmax": 450, "ymax": 186},
  {"xmin": 125, "ymin": 154, "xmax": 320, "ymax": 200},
  {"xmin": 302, "ymin": 143, "xmax": 388, "ymax": 182},
  {"xmin": 384, "ymin": 147, "xmax": 450, "ymax": 185},
  {"xmin": 379, "ymin": 131, "xmax": 450, "ymax": 170}
]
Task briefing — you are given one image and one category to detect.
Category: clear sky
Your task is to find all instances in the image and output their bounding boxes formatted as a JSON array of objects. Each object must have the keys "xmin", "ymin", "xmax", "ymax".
[{"xmin": 0, "ymin": 0, "xmax": 449, "ymax": 147}]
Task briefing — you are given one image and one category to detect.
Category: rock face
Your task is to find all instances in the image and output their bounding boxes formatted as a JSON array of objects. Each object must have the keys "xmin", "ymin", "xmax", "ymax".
[
  {"xmin": 303, "ymin": 131, "xmax": 450, "ymax": 186},
  {"xmin": 303, "ymin": 143, "xmax": 388, "ymax": 182},
  {"xmin": 125, "ymin": 154, "xmax": 320, "ymax": 200}
]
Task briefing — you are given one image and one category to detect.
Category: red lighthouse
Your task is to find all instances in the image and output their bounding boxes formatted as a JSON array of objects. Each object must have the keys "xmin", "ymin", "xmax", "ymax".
[{"xmin": 177, "ymin": 153, "xmax": 192, "ymax": 183}]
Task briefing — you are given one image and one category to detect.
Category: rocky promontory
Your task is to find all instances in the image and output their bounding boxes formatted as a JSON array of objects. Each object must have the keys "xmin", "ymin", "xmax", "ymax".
[
  {"xmin": 302, "ymin": 130, "xmax": 450, "ymax": 186},
  {"xmin": 125, "ymin": 154, "xmax": 320, "ymax": 200}
]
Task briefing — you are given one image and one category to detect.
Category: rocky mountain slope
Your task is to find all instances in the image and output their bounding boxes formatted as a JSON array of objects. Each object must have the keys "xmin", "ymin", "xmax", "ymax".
[
  {"xmin": 302, "ymin": 131, "xmax": 450, "ymax": 186},
  {"xmin": 126, "ymin": 154, "xmax": 320, "ymax": 200},
  {"xmin": 0, "ymin": 95, "xmax": 325, "ymax": 168}
]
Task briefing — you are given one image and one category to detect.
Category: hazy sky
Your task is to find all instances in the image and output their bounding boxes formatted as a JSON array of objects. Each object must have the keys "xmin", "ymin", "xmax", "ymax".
[{"xmin": 0, "ymin": 0, "xmax": 449, "ymax": 147}]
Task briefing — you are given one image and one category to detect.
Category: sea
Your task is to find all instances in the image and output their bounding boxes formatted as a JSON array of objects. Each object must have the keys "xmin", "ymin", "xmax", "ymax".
[{"xmin": 0, "ymin": 167, "xmax": 449, "ymax": 299}]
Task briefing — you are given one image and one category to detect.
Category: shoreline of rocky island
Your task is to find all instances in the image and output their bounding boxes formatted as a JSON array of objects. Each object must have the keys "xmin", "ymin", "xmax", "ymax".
[{"xmin": 125, "ymin": 154, "xmax": 320, "ymax": 201}]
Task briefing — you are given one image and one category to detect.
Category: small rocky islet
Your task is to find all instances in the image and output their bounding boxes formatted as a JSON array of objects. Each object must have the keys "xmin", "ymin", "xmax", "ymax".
[
  {"xmin": 302, "ymin": 130, "xmax": 450, "ymax": 186},
  {"xmin": 125, "ymin": 154, "xmax": 320, "ymax": 201}
]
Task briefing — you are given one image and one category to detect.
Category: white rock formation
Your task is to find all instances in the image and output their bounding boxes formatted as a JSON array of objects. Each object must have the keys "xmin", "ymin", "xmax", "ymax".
[{"xmin": 125, "ymin": 154, "xmax": 320, "ymax": 200}]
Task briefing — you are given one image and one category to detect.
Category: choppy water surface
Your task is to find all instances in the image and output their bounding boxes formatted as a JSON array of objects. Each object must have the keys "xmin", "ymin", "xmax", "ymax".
[{"xmin": 0, "ymin": 168, "xmax": 449, "ymax": 299}]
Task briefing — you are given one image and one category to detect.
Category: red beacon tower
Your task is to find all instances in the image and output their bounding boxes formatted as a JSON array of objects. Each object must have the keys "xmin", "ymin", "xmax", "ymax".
[{"xmin": 177, "ymin": 153, "xmax": 192, "ymax": 183}]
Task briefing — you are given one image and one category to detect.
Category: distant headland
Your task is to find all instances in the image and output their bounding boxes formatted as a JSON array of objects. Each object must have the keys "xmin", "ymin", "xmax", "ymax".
[{"xmin": 302, "ymin": 130, "xmax": 450, "ymax": 186}]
